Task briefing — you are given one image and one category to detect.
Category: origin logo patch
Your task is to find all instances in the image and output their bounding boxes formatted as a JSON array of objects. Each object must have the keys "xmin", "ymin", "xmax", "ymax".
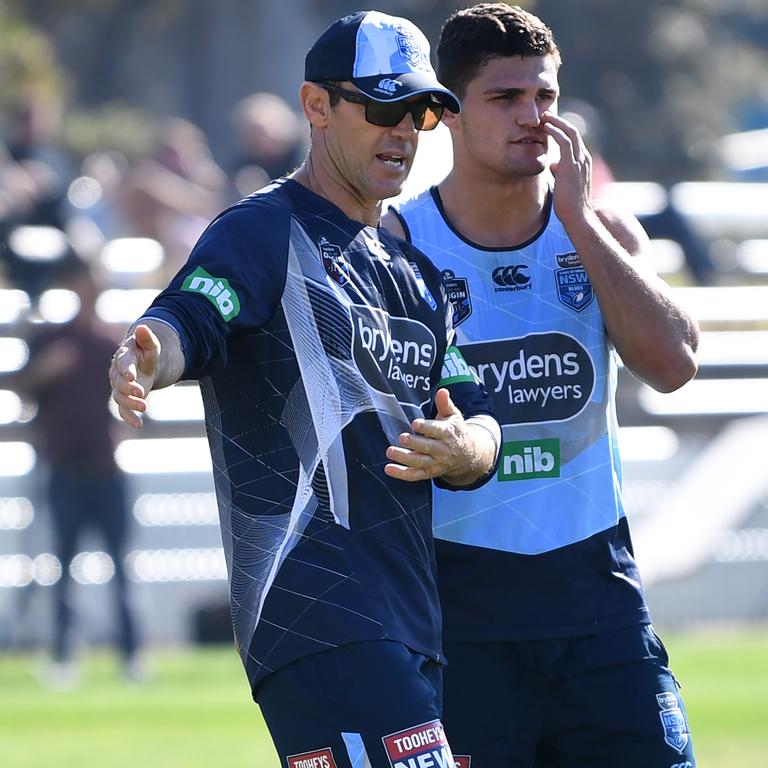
[
  {"xmin": 287, "ymin": 747, "xmax": 337, "ymax": 768},
  {"xmin": 441, "ymin": 269, "xmax": 472, "ymax": 327},
  {"xmin": 319, "ymin": 237, "xmax": 350, "ymax": 286},
  {"xmin": 382, "ymin": 719, "xmax": 454, "ymax": 768}
]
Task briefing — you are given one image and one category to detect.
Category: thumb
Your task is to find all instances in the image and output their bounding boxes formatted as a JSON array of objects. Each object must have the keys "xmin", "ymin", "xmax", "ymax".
[
  {"xmin": 434, "ymin": 387, "xmax": 460, "ymax": 419},
  {"xmin": 134, "ymin": 323, "xmax": 159, "ymax": 351},
  {"xmin": 133, "ymin": 324, "xmax": 161, "ymax": 374}
]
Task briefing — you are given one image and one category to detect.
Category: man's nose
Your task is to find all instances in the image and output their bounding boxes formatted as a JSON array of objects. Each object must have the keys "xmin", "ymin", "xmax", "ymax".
[{"xmin": 516, "ymin": 99, "xmax": 542, "ymax": 127}]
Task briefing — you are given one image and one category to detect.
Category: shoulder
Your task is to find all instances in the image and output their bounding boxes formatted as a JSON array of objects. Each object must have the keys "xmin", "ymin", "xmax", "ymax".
[
  {"xmin": 194, "ymin": 183, "xmax": 293, "ymax": 256},
  {"xmin": 382, "ymin": 186, "xmax": 436, "ymax": 241},
  {"xmin": 211, "ymin": 182, "xmax": 292, "ymax": 231},
  {"xmin": 381, "ymin": 208, "xmax": 408, "ymax": 240},
  {"xmin": 592, "ymin": 199, "xmax": 650, "ymax": 258}
]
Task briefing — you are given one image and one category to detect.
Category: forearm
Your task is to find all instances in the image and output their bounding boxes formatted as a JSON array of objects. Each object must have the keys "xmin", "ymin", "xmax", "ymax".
[{"xmin": 564, "ymin": 209, "xmax": 699, "ymax": 391}]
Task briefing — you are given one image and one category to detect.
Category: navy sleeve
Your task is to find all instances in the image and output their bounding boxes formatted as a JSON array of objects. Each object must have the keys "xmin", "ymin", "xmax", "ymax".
[{"xmin": 142, "ymin": 197, "xmax": 290, "ymax": 379}]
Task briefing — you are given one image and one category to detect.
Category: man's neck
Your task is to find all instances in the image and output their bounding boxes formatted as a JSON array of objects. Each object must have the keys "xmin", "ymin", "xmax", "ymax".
[
  {"xmin": 291, "ymin": 161, "xmax": 381, "ymax": 228},
  {"xmin": 437, "ymin": 168, "xmax": 550, "ymax": 248}
]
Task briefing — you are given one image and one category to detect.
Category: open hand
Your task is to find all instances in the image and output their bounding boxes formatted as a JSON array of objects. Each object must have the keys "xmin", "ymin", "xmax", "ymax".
[{"xmin": 109, "ymin": 324, "xmax": 161, "ymax": 428}]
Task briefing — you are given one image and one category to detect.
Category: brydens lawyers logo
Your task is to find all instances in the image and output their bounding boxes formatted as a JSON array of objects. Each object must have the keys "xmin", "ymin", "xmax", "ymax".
[
  {"xmin": 287, "ymin": 747, "xmax": 337, "ymax": 768},
  {"xmin": 492, "ymin": 265, "xmax": 531, "ymax": 292},
  {"xmin": 382, "ymin": 719, "xmax": 454, "ymax": 768}
]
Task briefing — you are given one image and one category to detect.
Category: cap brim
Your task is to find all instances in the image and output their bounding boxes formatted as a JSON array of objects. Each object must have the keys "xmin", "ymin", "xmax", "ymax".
[{"xmin": 352, "ymin": 72, "xmax": 461, "ymax": 113}]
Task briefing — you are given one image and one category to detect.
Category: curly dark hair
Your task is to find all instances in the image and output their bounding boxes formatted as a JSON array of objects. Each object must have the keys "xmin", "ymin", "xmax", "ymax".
[{"xmin": 437, "ymin": 3, "xmax": 561, "ymax": 98}]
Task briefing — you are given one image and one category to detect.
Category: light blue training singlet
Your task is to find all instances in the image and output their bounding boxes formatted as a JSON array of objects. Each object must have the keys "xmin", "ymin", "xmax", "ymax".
[{"xmin": 394, "ymin": 187, "xmax": 650, "ymax": 640}]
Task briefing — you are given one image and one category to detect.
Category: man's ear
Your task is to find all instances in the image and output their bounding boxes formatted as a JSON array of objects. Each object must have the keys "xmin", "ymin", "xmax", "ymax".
[
  {"xmin": 299, "ymin": 82, "xmax": 331, "ymax": 129},
  {"xmin": 441, "ymin": 108, "xmax": 460, "ymax": 134}
]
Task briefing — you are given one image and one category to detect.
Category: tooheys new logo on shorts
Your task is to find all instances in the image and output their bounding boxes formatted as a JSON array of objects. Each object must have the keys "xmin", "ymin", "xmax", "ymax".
[
  {"xmin": 181, "ymin": 266, "xmax": 240, "ymax": 320},
  {"xmin": 287, "ymin": 748, "xmax": 337, "ymax": 768},
  {"xmin": 382, "ymin": 720, "xmax": 454, "ymax": 768},
  {"xmin": 351, "ymin": 305, "xmax": 437, "ymax": 409}
]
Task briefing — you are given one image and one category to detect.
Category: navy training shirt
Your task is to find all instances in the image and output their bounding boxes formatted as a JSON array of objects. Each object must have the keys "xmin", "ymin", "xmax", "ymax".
[{"xmin": 142, "ymin": 180, "xmax": 495, "ymax": 695}]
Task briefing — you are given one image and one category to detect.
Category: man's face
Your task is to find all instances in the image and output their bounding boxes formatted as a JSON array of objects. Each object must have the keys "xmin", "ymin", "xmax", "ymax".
[
  {"xmin": 451, "ymin": 54, "xmax": 560, "ymax": 178},
  {"xmin": 322, "ymin": 83, "xmax": 420, "ymax": 204}
]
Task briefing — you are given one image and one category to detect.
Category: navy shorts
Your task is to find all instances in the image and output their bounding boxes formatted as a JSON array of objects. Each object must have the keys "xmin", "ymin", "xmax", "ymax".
[
  {"xmin": 256, "ymin": 640, "xmax": 456, "ymax": 768},
  {"xmin": 442, "ymin": 624, "xmax": 696, "ymax": 768}
]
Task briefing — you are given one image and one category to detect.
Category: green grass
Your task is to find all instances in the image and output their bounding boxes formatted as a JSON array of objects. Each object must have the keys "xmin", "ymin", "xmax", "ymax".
[
  {"xmin": 0, "ymin": 646, "xmax": 278, "ymax": 768},
  {"xmin": 0, "ymin": 627, "xmax": 765, "ymax": 767},
  {"xmin": 665, "ymin": 626, "xmax": 768, "ymax": 767}
]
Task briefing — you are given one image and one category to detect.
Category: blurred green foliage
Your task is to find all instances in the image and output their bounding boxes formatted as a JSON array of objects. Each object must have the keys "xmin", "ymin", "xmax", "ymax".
[
  {"xmin": 2, "ymin": 0, "xmax": 767, "ymax": 181},
  {"xmin": 63, "ymin": 103, "xmax": 157, "ymax": 161},
  {"xmin": 0, "ymin": 2, "xmax": 65, "ymax": 116}
]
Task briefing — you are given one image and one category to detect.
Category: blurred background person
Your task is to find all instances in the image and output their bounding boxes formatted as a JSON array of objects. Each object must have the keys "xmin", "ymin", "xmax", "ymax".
[
  {"xmin": 228, "ymin": 91, "xmax": 307, "ymax": 198},
  {"xmin": 4, "ymin": 95, "xmax": 73, "ymax": 232},
  {"xmin": 14, "ymin": 256, "xmax": 144, "ymax": 686},
  {"xmin": 125, "ymin": 117, "xmax": 227, "ymax": 278}
]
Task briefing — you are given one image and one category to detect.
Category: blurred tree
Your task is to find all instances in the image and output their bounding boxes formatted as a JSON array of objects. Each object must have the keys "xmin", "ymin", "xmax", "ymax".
[
  {"xmin": 0, "ymin": 2, "xmax": 65, "ymax": 123},
  {"xmin": 535, "ymin": 0, "xmax": 768, "ymax": 182},
  {"xmin": 4, "ymin": 0, "xmax": 767, "ymax": 183}
]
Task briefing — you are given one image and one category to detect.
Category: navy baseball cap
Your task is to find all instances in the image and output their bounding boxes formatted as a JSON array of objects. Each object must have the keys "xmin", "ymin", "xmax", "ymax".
[{"xmin": 305, "ymin": 10, "xmax": 460, "ymax": 113}]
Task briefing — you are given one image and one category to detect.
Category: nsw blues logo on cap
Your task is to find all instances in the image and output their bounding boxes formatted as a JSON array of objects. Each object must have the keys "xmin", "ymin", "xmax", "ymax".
[{"xmin": 305, "ymin": 10, "xmax": 460, "ymax": 112}]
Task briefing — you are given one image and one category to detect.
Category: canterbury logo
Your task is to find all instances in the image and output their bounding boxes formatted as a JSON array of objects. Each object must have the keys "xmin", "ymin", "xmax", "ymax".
[
  {"xmin": 376, "ymin": 78, "xmax": 402, "ymax": 94},
  {"xmin": 492, "ymin": 265, "xmax": 530, "ymax": 286}
]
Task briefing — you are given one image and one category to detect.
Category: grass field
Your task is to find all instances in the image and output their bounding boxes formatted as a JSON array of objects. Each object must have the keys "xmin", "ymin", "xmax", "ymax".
[{"xmin": 1, "ymin": 626, "xmax": 766, "ymax": 767}]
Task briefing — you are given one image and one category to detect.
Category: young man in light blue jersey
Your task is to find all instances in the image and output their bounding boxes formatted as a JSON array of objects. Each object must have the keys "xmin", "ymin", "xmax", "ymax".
[
  {"xmin": 109, "ymin": 11, "xmax": 501, "ymax": 768},
  {"xmin": 384, "ymin": 4, "xmax": 700, "ymax": 767}
]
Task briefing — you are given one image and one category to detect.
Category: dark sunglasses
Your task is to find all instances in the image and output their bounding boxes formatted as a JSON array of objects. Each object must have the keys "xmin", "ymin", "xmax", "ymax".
[{"xmin": 318, "ymin": 83, "xmax": 444, "ymax": 131}]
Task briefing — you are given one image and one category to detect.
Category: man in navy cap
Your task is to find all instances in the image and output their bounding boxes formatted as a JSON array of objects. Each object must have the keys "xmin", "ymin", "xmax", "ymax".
[{"xmin": 110, "ymin": 10, "xmax": 499, "ymax": 767}]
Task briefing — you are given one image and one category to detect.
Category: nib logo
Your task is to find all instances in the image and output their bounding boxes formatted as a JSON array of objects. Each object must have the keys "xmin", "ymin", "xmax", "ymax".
[
  {"xmin": 499, "ymin": 438, "xmax": 560, "ymax": 481},
  {"xmin": 182, "ymin": 266, "xmax": 241, "ymax": 321}
]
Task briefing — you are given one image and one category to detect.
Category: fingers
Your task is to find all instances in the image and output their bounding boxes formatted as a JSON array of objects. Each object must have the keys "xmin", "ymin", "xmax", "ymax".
[
  {"xmin": 541, "ymin": 112, "xmax": 591, "ymax": 166},
  {"xmin": 109, "ymin": 336, "xmax": 149, "ymax": 429},
  {"xmin": 384, "ymin": 445, "xmax": 438, "ymax": 483}
]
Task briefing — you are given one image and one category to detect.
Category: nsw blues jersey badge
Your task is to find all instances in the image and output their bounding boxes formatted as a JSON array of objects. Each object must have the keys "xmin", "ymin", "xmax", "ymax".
[
  {"xmin": 656, "ymin": 691, "xmax": 690, "ymax": 754},
  {"xmin": 554, "ymin": 251, "xmax": 593, "ymax": 312}
]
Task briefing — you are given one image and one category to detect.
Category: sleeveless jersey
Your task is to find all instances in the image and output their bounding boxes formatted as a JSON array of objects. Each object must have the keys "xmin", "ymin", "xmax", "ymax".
[
  {"xmin": 394, "ymin": 187, "xmax": 650, "ymax": 640},
  {"xmin": 143, "ymin": 180, "xmax": 494, "ymax": 693}
]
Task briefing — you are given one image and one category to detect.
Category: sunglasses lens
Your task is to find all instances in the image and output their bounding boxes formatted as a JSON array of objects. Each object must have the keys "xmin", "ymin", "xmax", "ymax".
[
  {"xmin": 365, "ymin": 101, "xmax": 408, "ymax": 128},
  {"xmin": 415, "ymin": 104, "xmax": 444, "ymax": 131},
  {"xmin": 365, "ymin": 100, "xmax": 445, "ymax": 131}
]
